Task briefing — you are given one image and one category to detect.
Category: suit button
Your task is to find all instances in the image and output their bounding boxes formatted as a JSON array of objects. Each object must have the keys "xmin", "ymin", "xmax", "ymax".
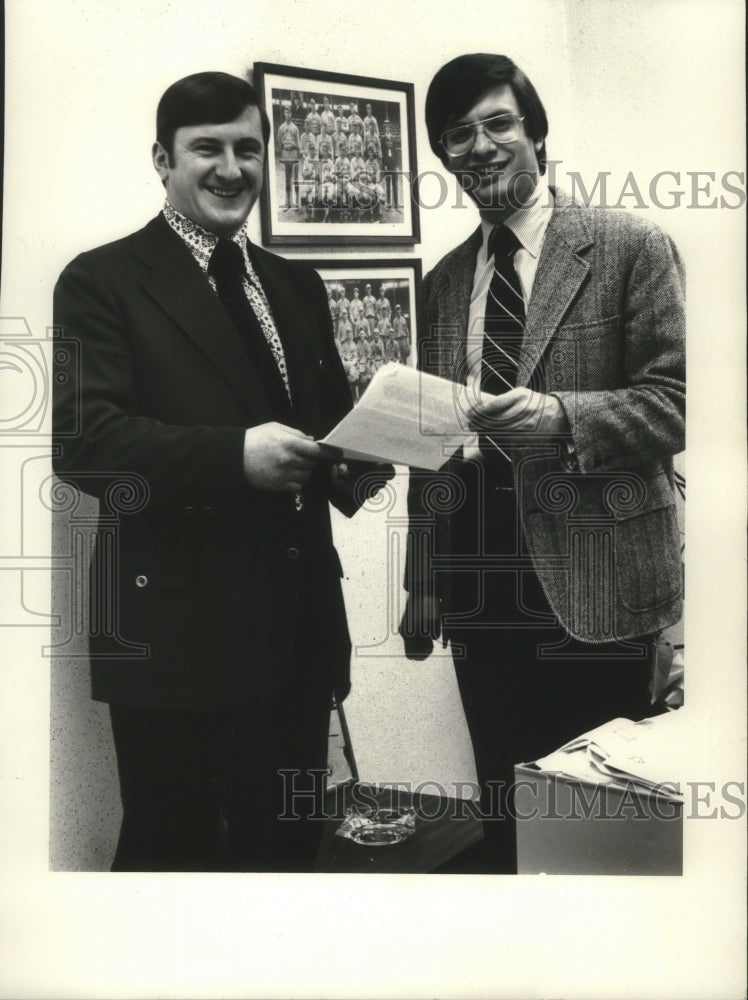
[
  {"xmin": 183, "ymin": 506, "xmax": 195, "ymax": 517},
  {"xmin": 287, "ymin": 547, "xmax": 299, "ymax": 560},
  {"xmin": 202, "ymin": 506, "xmax": 215, "ymax": 517},
  {"xmin": 135, "ymin": 575, "xmax": 148, "ymax": 588}
]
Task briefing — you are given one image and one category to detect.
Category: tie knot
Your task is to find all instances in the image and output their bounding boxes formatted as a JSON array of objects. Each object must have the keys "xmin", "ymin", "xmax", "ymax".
[
  {"xmin": 209, "ymin": 238, "xmax": 245, "ymax": 280},
  {"xmin": 488, "ymin": 225, "xmax": 520, "ymax": 261}
]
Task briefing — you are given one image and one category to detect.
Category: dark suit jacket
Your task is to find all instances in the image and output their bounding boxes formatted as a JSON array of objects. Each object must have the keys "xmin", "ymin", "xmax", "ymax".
[
  {"xmin": 53, "ymin": 214, "xmax": 356, "ymax": 708},
  {"xmin": 407, "ymin": 191, "xmax": 686, "ymax": 642}
]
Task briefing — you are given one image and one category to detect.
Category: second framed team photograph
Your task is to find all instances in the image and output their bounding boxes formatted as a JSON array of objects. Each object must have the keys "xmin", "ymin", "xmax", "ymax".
[
  {"xmin": 307, "ymin": 259, "xmax": 422, "ymax": 404},
  {"xmin": 254, "ymin": 62, "xmax": 420, "ymax": 247}
]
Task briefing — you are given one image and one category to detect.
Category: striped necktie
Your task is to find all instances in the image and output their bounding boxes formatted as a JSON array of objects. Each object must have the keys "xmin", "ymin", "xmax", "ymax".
[
  {"xmin": 481, "ymin": 225, "xmax": 524, "ymax": 395},
  {"xmin": 480, "ymin": 226, "xmax": 524, "ymax": 467}
]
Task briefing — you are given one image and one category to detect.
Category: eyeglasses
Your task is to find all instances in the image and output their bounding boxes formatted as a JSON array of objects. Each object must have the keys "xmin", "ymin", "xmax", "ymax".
[{"xmin": 439, "ymin": 113, "xmax": 526, "ymax": 157}]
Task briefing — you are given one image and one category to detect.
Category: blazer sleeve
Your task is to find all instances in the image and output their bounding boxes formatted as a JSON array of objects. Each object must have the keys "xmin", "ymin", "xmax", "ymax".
[
  {"xmin": 551, "ymin": 225, "xmax": 686, "ymax": 473},
  {"xmin": 53, "ymin": 252, "xmax": 247, "ymax": 512}
]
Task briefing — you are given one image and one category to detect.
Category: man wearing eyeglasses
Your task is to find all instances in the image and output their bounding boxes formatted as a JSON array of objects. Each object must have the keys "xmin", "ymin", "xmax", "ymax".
[{"xmin": 400, "ymin": 54, "xmax": 685, "ymax": 873}]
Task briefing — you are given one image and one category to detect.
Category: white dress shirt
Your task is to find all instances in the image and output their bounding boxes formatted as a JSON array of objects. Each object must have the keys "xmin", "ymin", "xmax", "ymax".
[{"xmin": 463, "ymin": 176, "xmax": 554, "ymax": 459}]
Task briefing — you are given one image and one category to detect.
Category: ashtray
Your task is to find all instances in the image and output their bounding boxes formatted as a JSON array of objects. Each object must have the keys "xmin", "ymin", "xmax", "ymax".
[{"xmin": 336, "ymin": 805, "xmax": 417, "ymax": 846}]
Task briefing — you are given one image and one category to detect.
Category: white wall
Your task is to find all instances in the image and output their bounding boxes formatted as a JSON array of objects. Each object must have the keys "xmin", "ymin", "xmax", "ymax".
[
  {"xmin": 4, "ymin": 0, "xmax": 745, "ymax": 854},
  {"xmin": 1, "ymin": 1, "xmax": 746, "ymax": 993},
  {"xmin": 4, "ymin": 0, "xmax": 580, "ymax": 870}
]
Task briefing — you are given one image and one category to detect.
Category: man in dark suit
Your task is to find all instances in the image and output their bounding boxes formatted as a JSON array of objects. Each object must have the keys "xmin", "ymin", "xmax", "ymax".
[
  {"xmin": 400, "ymin": 54, "xmax": 685, "ymax": 873},
  {"xmin": 53, "ymin": 72, "xmax": 386, "ymax": 872}
]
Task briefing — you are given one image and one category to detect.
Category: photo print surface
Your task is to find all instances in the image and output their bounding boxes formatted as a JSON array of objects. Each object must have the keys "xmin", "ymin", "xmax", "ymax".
[
  {"xmin": 255, "ymin": 63, "xmax": 419, "ymax": 245},
  {"xmin": 308, "ymin": 260, "xmax": 421, "ymax": 403}
]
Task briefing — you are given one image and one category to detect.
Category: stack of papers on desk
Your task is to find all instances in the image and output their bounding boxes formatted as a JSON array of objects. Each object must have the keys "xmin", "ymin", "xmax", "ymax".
[
  {"xmin": 533, "ymin": 711, "xmax": 691, "ymax": 801},
  {"xmin": 319, "ymin": 363, "xmax": 475, "ymax": 470}
]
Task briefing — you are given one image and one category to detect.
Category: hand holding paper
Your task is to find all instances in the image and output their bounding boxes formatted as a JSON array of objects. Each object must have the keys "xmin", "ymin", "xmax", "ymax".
[
  {"xmin": 319, "ymin": 363, "xmax": 474, "ymax": 470},
  {"xmin": 468, "ymin": 388, "xmax": 570, "ymax": 436},
  {"xmin": 243, "ymin": 422, "xmax": 323, "ymax": 492},
  {"xmin": 319, "ymin": 365, "xmax": 572, "ymax": 470}
]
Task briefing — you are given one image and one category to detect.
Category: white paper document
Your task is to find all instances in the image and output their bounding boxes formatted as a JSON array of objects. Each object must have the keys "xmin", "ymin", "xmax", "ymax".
[
  {"xmin": 532, "ymin": 711, "xmax": 692, "ymax": 799},
  {"xmin": 319, "ymin": 363, "xmax": 475, "ymax": 470}
]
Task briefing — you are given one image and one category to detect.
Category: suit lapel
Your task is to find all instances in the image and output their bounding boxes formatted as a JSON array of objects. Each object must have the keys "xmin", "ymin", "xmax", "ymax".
[
  {"xmin": 249, "ymin": 244, "xmax": 321, "ymax": 433},
  {"xmin": 442, "ymin": 228, "xmax": 482, "ymax": 384},
  {"xmin": 519, "ymin": 197, "xmax": 593, "ymax": 386},
  {"xmin": 132, "ymin": 216, "xmax": 277, "ymax": 421},
  {"xmin": 438, "ymin": 204, "xmax": 594, "ymax": 388}
]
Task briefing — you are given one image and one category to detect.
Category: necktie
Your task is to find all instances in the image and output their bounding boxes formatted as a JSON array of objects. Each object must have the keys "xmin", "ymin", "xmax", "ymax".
[
  {"xmin": 209, "ymin": 239, "xmax": 304, "ymax": 511},
  {"xmin": 208, "ymin": 239, "xmax": 291, "ymax": 417},
  {"xmin": 481, "ymin": 225, "xmax": 524, "ymax": 395},
  {"xmin": 480, "ymin": 226, "xmax": 524, "ymax": 468}
]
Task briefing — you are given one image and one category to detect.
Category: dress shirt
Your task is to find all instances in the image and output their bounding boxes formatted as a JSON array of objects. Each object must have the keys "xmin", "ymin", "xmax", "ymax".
[
  {"xmin": 163, "ymin": 202, "xmax": 302, "ymax": 508},
  {"xmin": 463, "ymin": 177, "xmax": 554, "ymax": 459},
  {"xmin": 163, "ymin": 201, "xmax": 291, "ymax": 398}
]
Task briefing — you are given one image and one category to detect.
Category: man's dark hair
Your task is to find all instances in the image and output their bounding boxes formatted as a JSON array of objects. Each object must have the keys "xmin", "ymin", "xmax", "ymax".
[
  {"xmin": 156, "ymin": 71, "xmax": 271, "ymax": 158},
  {"xmin": 425, "ymin": 53, "xmax": 548, "ymax": 174}
]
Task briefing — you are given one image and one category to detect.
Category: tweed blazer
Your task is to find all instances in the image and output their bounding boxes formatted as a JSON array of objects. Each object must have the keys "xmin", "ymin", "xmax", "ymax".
[{"xmin": 407, "ymin": 190, "xmax": 685, "ymax": 642}]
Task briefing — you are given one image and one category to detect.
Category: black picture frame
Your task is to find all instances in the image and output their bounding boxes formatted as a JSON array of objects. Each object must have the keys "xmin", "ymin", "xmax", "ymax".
[
  {"xmin": 254, "ymin": 62, "xmax": 420, "ymax": 247},
  {"xmin": 305, "ymin": 258, "xmax": 422, "ymax": 404}
]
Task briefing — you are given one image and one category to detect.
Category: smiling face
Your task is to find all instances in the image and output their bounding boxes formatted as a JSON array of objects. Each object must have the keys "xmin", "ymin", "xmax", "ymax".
[
  {"xmin": 444, "ymin": 83, "xmax": 542, "ymax": 225},
  {"xmin": 153, "ymin": 105, "xmax": 265, "ymax": 236}
]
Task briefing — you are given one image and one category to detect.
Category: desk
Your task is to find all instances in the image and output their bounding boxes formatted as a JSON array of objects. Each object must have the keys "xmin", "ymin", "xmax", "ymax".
[
  {"xmin": 514, "ymin": 713, "xmax": 686, "ymax": 875},
  {"xmin": 315, "ymin": 784, "xmax": 483, "ymax": 874}
]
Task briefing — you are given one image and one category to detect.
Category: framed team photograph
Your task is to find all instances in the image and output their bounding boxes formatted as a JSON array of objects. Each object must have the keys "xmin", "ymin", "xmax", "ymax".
[
  {"xmin": 254, "ymin": 62, "xmax": 420, "ymax": 246},
  {"xmin": 306, "ymin": 259, "xmax": 422, "ymax": 403}
]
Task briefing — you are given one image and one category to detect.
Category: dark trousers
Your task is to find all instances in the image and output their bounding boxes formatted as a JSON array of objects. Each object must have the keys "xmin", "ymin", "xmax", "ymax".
[
  {"xmin": 109, "ymin": 664, "xmax": 333, "ymax": 873},
  {"xmin": 446, "ymin": 459, "xmax": 655, "ymax": 874}
]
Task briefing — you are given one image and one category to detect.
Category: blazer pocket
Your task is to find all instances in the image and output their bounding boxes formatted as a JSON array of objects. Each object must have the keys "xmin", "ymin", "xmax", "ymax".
[
  {"xmin": 546, "ymin": 315, "xmax": 624, "ymax": 389},
  {"xmin": 110, "ymin": 542, "xmax": 197, "ymax": 683},
  {"xmin": 609, "ymin": 474, "xmax": 682, "ymax": 614},
  {"xmin": 553, "ymin": 314, "xmax": 622, "ymax": 338}
]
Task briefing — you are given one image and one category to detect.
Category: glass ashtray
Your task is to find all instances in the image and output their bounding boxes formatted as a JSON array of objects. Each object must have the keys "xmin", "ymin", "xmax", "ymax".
[{"xmin": 336, "ymin": 805, "xmax": 417, "ymax": 847}]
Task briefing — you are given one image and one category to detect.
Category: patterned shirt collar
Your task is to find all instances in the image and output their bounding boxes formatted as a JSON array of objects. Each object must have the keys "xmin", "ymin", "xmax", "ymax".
[
  {"xmin": 480, "ymin": 174, "xmax": 554, "ymax": 260},
  {"xmin": 162, "ymin": 201, "xmax": 251, "ymax": 275}
]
